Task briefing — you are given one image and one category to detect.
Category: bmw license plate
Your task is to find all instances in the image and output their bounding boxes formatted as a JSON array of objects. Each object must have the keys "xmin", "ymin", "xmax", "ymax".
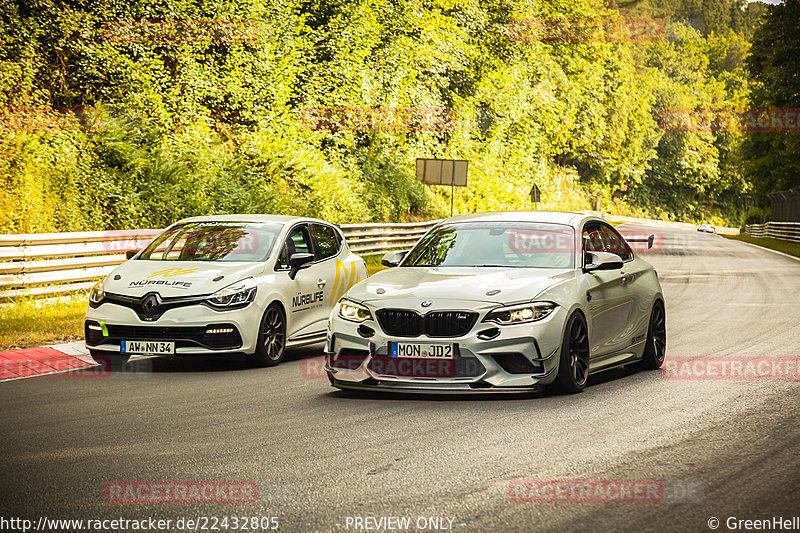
[
  {"xmin": 390, "ymin": 342, "xmax": 455, "ymax": 359},
  {"xmin": 121, "ymin": 340, "xmax": 175, "ymax": 355}
]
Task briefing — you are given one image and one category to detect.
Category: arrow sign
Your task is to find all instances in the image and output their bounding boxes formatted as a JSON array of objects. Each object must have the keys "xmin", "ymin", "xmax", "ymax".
[{"xmin": 529, "ymin": 184, "xmax": 541, "ymax": 203}]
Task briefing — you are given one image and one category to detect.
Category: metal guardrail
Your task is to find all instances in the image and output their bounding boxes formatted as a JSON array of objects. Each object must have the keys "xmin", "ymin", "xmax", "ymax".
[
  {"xmin": 0, "ymin": 222, "xmax": 441, "ymax": 298},
  {"xmin": 0, "ymin": 214, "xmax": 745, "ymax": 299},
  {"xmin": 339, "ymin": 220, "xmax": 440, "ymax": 256},
  {"xmin": 602, "ymin": 214, "xmax": 741, "ymax": 235},
  {"xmin": 745, "ymin": 222, "xmax": 800, "ymax": 243}
]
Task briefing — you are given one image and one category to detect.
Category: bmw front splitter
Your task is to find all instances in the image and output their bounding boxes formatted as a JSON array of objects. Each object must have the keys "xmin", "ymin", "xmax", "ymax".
[{"xmin": 329, "ymin": 376, "xmax": 545, "ymax": 395}]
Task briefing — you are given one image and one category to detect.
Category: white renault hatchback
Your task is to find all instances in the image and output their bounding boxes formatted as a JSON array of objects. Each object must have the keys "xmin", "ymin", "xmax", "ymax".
[{"xmin": 85, "ymin": 215, "xmax": 366, "ymax": 368}]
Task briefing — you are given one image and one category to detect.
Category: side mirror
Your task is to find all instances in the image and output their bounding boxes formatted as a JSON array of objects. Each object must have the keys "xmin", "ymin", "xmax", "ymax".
[
  {"xmin": 584, "ymin": 251, "xmax": 624, "ymax": 272},
  {"xmin": 381, "ymin": 250, "xmax": 408, "ymax": 268},
  {"xmin": 288, "ymin": 253, "xmax": 315, "ymax": 280},
  {"xmin": 126, "ymin": 249, "xmax": 139, "ymax": 260}
]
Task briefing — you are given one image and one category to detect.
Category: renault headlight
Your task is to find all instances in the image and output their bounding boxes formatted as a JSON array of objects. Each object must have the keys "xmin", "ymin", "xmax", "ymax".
[
  {"xmin": 484, "ymin": 302, "xmax": 556, "ymax": 325},
  {"xmin": 206, "ymin": 278, "xmax": 257, "ymax": 309},
  {"xmin": 88, "ymin": 278, "xmax": 105, "ymax": 307},
  {"xmin": 337, "ymin": 299, "xmax": 372, "ymax": 323}
]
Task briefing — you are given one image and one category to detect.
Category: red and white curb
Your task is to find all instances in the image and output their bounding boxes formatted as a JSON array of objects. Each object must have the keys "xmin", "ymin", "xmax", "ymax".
[{"xmin": 0, "ymin": 341, "xmax": 96, "ymax": 381}]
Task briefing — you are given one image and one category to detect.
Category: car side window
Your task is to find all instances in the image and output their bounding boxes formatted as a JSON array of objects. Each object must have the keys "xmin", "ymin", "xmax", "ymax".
[
  {"xmin": 276, "ymin": 225, "xmax": 313, "ymax": 269},
  {"xmin": 277, "ymin": 245, "xmax": 287, "ymax": 268},
  {"xmin": 312, "ymin": 224, "xmax": 341, "ymax": 260},
  {"xmin": 583, "ymin": 225, "xmax": 607, "ymax": 254},
  {"xmin": 600, "ymin": 225, "xmax": 633, "ymax": 261}
]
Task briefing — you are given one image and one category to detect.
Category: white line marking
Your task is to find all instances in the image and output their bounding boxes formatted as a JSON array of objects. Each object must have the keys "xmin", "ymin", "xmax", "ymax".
[{"xmin": 729, "ymin": 239, "xmax": 800, "ymax": 263}]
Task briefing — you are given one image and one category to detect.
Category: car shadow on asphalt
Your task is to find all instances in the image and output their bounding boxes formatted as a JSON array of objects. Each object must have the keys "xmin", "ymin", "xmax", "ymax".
[
  {"xmin": 119, "ymin": 343, "xmax": 324, "ymax": 373},
  {"xmin": 324, "ymin": 366, "xmax": 636, "ymax": 402}
]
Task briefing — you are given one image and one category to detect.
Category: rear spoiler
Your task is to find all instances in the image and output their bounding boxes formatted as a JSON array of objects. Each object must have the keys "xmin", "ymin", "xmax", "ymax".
[{"xmin": 625, "ymin": 234, "xmax": 655, "ymax": 249}]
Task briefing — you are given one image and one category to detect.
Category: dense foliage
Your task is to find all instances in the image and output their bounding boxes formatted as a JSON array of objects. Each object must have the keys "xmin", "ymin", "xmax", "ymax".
[
  {"xmin": 742, "ymin": 0, "xmax": 800, "ymax": 205},
  {"xmin": 0, "ymin": 0, "xmax": 786, "ymax": 232}
]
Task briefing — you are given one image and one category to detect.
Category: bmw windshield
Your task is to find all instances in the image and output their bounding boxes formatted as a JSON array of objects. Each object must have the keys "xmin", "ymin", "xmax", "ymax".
[
  {"xmin": 403, "ymin": 222, "xmax": 576, "ymax": 268},
  {"xmin": 137, "ymin": 222, "xmax": 282, "ymax": 262}
]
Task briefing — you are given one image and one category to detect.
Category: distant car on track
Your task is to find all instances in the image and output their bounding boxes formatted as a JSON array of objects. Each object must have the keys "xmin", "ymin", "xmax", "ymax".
[
  {"xmin": 325, "ymin": 212, "xmax": 666, "ymax": 394},
  {"xmin": 85, "ymin": 215, "xmax": 366, "ymax": 369},
  {"xmin": 697, "ymin": 223, "xmax": 716, "ymax": 233}
]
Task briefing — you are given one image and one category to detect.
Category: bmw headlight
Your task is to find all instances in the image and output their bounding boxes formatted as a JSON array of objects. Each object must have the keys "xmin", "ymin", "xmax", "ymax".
[
  {"xmin": 206, "ymin": 278, "xmax": 257, "ymax": 309},
  {"xmin": 337, "ymin": 299, "xmax": 372, "ymax": 323},
  {"xmin": 88, "ymin": 278, "xmax": 105, "ymax": 307},
  {"xmin": 484, "ymin": 302, "xmax": 557, "ymax": 325}
]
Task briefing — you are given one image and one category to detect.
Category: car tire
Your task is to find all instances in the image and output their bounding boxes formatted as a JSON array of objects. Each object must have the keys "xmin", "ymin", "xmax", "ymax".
[
  {"xmin": 89, "ymin": 350, "xmax": 129, "ymax": 372},
  {"xmin": 639, "ymin": 300, "xmax": 666, "ymax": 370},
  {"xmin": 550, "ymin": 312, "xmax": 590, "ymax": 394},
  {"xmin": 250, "ymin": 304, "xmax": 286, "ymax": 367}
]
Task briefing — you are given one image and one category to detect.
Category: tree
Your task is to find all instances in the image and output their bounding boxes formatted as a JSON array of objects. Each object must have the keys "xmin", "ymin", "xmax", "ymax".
[{"xmin": 742, "ymin": 0, "xmax": 800, "ymax": 205}]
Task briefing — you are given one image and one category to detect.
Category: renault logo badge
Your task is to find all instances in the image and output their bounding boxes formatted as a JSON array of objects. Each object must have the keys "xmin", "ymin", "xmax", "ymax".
[{"xmin": 140, "ymin": 292, "xmax": 161, "ymax": 319}]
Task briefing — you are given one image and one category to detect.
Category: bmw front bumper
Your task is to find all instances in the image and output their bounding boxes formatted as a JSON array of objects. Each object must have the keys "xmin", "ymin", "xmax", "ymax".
[{"xmin": 324, "ymin": 302, "xmax": 567, "ymax": 393}]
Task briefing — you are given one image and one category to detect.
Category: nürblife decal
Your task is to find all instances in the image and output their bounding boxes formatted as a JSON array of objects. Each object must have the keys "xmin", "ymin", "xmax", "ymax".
[
  {"xmin": 292, "ymin": 290, "xmax": 325, "ymax": 312},
  {"xmin": 129, "ymin": 267, "xmax": 199, "ymax": 289}
]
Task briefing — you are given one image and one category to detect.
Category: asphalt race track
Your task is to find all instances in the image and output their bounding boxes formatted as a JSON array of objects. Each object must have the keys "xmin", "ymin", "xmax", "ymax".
[{"xmin": 2, "ymin": 224, "xmax": 799, "ymax": 533}]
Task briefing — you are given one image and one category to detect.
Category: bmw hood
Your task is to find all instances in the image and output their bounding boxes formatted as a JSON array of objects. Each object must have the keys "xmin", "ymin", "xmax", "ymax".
[
  {"xmin": 348, "ymin": 267, "xmax": 575, "ymax": 305},
  {"xmin": 102, "ymin": 260, "xmax": 265, "ymax": 298}
]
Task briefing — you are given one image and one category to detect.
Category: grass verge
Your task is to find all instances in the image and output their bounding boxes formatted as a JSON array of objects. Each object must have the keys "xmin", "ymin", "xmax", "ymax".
[
  {"xmin": 722, "ymin": 234, "xmax": 800, "ymax": 258},
  {"xmin": 0, "ymin": 292, "xmax": 88, "ymax": 351}
]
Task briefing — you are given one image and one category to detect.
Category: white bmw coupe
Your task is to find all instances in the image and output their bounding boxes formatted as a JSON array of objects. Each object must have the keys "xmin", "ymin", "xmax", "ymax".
[{"xmin": 325, "ymin": 211, "xmax": 665, "ymax": 394}]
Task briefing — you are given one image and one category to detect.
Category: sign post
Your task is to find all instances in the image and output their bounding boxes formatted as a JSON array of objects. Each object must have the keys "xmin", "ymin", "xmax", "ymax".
[
  {"xmin": 415, "ymin": 158, "xmax": 469, "ymax": 217},
  {"xmin": 529, "ymin": 184, "xmax": 541, "ymax": 208}
]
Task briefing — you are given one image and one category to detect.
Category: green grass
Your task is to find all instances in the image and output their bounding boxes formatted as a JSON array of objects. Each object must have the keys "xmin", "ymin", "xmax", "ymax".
[
  {"xmin": 0, "ymin": 293, "xmax": 88, "ymax": 351},
  {"xmin": 722, "ymin": 234, "xmax": 800, "ymax": 258}
]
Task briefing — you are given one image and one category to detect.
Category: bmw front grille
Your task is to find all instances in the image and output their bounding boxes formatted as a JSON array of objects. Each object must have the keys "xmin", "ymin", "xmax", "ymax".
[{"xmin": 375, "ymin": 309, "xmax": 478, "ymax": 338}]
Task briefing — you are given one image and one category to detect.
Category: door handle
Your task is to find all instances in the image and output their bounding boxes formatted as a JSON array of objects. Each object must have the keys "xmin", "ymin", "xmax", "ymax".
[{"xmin": 317, "ymin": 279, "xmax": 327, "ymax": 288}]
